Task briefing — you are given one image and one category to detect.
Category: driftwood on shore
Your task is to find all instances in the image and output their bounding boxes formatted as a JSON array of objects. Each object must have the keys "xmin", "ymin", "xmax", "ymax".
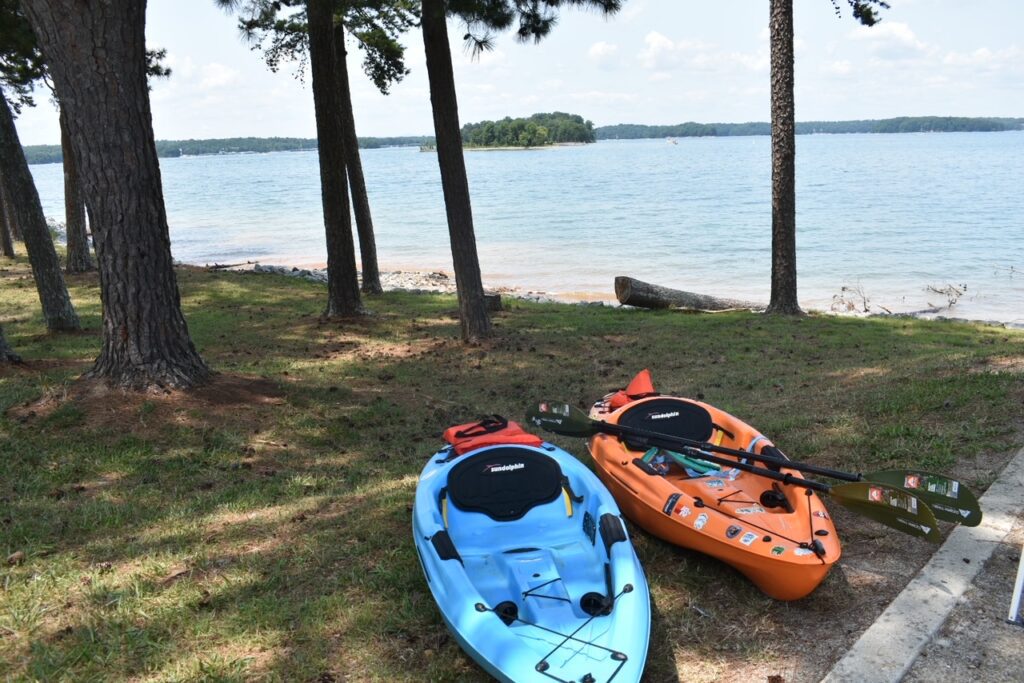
[{"xmin": 615, "ymin": 276, "xmax": 766, "ymax": 312}]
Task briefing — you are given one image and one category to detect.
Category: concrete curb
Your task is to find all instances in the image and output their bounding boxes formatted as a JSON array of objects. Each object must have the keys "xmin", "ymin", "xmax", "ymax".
[{"xmin": 821, "ymin": 445, "xmax": 1024, "ymax": 683}]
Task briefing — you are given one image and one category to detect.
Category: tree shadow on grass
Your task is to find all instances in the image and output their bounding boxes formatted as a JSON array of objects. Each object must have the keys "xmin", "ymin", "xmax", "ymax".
[{"xmin": 3, "ymin": 269, "xmax": 1023, "ymax": 680}]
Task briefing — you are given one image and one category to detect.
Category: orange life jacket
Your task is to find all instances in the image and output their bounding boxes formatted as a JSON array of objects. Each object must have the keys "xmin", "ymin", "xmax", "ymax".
[{"xmin": 443, "ymin": 415, "xmax": 544, "ymax": 455}]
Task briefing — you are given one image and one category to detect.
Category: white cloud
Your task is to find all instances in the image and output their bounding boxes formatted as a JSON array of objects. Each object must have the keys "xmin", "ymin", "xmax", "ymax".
[
  {"xmin": 825, "ymin": 60, "xmax": 854, "ymax": 75},
  {"xmin": 638, "ymin": 31, "xmax": 713, "ymax": 70},
  {"xmin": 567, "ymin": 90, "xmax": 637, "ymax": 105},
  {"xmin": 456, "ymin": 47, "xmax": 506, "ymax": 69},
  {"xmin": 588, "ymin": 41, "xmax": 620, "ymax": 69},
  {"xmin": 848, "ymin": 21, "xmax": 928, "ymax": 58},
  {"xmin": 199, "ymin": 63, "xmax": 239, "ymax": 90},
  {"xmin": 164, "ymin": 54, "xmax": 196, "ymax": 80},
  {"xmin": 942, "ymin": 46, "xmax": 1021, "ymax": 70}
]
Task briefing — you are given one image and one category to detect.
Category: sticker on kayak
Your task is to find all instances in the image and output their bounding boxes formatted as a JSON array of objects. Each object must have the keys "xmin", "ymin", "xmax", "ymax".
[
  {"xmin": 771, "ymin": 546, "xmax": 786, "ymax": 556},
  {"xmin": 694, "ymin": 513, "xmax": 709, "ymax": 530},
  {"xmin": 736, "ymin": 506, "xmax": 765, "ymax": 515},
  {"xmin": 678, "ymin": 505, "xmax": 692, "ymax": 518},
  {"xmin": 869, "ymin": 486, "xmax": 919, "ymax": 513},
  {"xmin": 663, "ymin": 493, "xmax": 682, "ymax": 516},
  {"xmin": 794, "ymin": 548, "xmax": 814, "ymax": 557},
  {"xmin": 726, "ymin": 525, "xmax": 742, "ymax": 539},
  {"xmin": 813, "ymin": 510, "xmax": 830, "ymax": 520},
  {"xmin": 705, "ymin": 479, "xmax": 725, "ymax": 489},
  {"xmin": 740, "ymin": 532, "xmax": 758, "ymax": 546}
]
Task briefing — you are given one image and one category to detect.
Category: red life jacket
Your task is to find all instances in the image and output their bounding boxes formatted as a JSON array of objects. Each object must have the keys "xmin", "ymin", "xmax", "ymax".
[{"xmin": 443, "ymin": 415, "xmax": 544, "ymax": 455}]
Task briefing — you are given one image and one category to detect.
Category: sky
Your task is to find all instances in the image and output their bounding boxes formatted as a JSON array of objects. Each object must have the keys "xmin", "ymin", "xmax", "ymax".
[{"xmin": 13, "ymin": 0, "xmax": 1024, "ymax": 145}]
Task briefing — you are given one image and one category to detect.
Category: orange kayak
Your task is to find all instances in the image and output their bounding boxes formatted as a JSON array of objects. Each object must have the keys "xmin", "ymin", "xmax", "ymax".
[{"xmin": 587, "ymin": 370, "xmax": 841, "ymax": 601}]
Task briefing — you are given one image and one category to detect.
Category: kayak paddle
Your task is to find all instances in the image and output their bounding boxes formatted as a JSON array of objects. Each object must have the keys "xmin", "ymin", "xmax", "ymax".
[
  {"xmin": 526, "ymin": 399, "xmax": 981, "ymax": 527},
  {"xmin": 527, "ymin": 401, "xmax": 943, "ymax": 542}
]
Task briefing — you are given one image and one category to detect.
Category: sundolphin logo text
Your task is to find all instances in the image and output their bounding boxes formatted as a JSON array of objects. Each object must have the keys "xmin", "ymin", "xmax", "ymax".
[
  {"xmin": 648, "ymin": 411, "xmax": 680, "ymax": 420},
  {"xmin": 486, "ymin": 463, "xmax": 526, "ymax": 473}
]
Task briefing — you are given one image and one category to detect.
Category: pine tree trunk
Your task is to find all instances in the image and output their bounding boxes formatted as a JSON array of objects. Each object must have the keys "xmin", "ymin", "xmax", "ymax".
[
  {"xmin": 421, "ymin": 0, "xmax": 491, "ymax": 341},
  {"xmin": 0, "ymin": 172, "xmax": 20, "ymax": 241},
  {"xmin": 335, "ymin": 22, "xmax": 382, "ymax": 295},
  {"xmin": 0, "ymin": 93, "xmax": 80, "ymax": 331},
  {"xmin": 0, "ymin": 322, "xmax": 20, "ymax": 363},
  {"xmin": 766, "ymin": 0, "xmax": 802, "ymax": 316},
  {"xmin": 307, "ymin": 0, "xmax": 364, "ymax": 317},
  {"xmin": 22, "ymin": 0, "xmax": 209, "ymax": 388},
  {"xmin": 60, "ymin": 105, "xmax": 94, "ymax": 273},
  {"xmin": 0, "ymin": 182, "xmax": 14, "ymax": 257}
]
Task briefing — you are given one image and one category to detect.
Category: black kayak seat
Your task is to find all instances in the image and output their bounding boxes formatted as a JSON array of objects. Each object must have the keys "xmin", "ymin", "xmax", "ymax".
[
  {"xmin": 447, "ymin": 447, "xmax": 565, "ymax": 522},
  {"xmin": 617, "ymin": 397, "xmax": 714, "ymax": 447}
]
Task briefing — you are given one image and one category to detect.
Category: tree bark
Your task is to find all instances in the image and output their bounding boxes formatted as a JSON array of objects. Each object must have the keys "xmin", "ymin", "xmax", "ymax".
[
  {"xmin": 22, "ymin": 0, "xmax": 209, "ymax": 388},
  {"xmin": 0, "ymin": 180, "xmax": 14, "ymax": 257},
  {"xmin": 766, "ymin": 0, "xmax": 803, "ymax": 315},
  {"xmin": 421, "ymin": 0, "xmax": 491, "ymax": 341},
  {"xmin": 0, "ymin": 322, "xmax": 20, "ymax": 363},
  {"xmin": 307, "ymin": 0, "xmax": 364, "ymax": 317},
  {"xmin": 59, "ymin": 104, "xmax": 94, "ymax": 273},
  {"xmin": 615, "ymin": 276, "xmax": 765, "ymax": 311},
  {"xmin": 335, "ymin": 21, "xmax": 382, "ymax": 295},
  {"xmin": 0, "ymin": 171, "xmax": 21, "ymax": 241},
  {"xmin": 0, "ymin": 93, "xmax": 80, "ymax": 331}
]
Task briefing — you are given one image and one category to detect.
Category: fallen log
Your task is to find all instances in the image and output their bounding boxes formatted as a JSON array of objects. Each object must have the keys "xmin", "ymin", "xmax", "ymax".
[{"xmin": 615, "ymin": 276, "xmax": 765, "ymax": 312}]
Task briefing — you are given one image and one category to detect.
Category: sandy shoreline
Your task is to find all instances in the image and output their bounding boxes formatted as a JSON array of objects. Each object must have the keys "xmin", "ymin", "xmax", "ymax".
[
  {"xmin": 206, "ymin": 260, "xmax": 1023, "ymax": 328},
  {"xmin": 217, "ymin": 262, "xmax": 604, "ymax": 306}
]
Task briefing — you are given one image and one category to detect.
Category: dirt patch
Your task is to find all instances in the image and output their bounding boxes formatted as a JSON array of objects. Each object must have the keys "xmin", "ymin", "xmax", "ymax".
[
  {"xmin": 5, "ymin": 372, "xmax": 286, "ymax": 436},
  {"xmin": 970, "ymin": 355, "xmax": 1024, "ymax": 375}
]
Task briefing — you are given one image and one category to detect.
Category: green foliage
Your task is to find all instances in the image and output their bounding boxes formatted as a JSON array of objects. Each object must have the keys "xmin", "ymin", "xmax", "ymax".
[
  {"xmin": 144, "ymin": 48, "xmax": 172, "ymax": 81},
  {"xmin": 462, "ymin": 112, "xmax": 594, "ymax": 147},
  {"xmin": 596, "ymin": 117, "xmax": 1023, "ymax": 140},
  {"xmin": 0, "ymin": 0, "xmax": 46, "ymax": 111},
  {"xmin": 224, "ymin": 0, "xmax": 417, "ymax": 95},
  {"xmin": 449, "ymin": 0, "xmax": 621, "ymax": 55},
  {"xmin": 831, "ymin": 0, "xmax": 891, "ymax": 26}
]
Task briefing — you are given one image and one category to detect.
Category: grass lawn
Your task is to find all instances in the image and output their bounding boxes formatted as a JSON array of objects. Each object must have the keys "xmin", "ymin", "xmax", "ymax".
[{"xmin": 2, "ymin": 256, "xmax": 1022, "ymax": 682}]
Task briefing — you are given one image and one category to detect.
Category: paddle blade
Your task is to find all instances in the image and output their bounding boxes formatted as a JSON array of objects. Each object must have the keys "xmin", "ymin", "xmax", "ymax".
[
  {"xmin": 865, "ymin": 470, "xmax": 982, "ymax": 527},
  {"xmin": 525, "ymin": 401, "xmax": 597, "ymax": 437},
  {"xmin": 829, "ymin": 482, "xmax": 942, "ymax": 543}
]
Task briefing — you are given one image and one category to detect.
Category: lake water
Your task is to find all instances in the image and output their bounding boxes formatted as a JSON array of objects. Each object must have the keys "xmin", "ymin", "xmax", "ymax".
[{"xmin": 28, "ymin": 133, "xmax": 1024, "ymax": 323}]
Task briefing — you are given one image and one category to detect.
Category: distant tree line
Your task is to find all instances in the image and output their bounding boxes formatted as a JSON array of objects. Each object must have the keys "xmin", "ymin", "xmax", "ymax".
[
  {"xmin": 461, "ymin": 112, "xmax": 595, "ymax": 148},
  {"xmin": 23, "ymin": 135, "xmax": 435, "ymax": 165},
  {"xmin": 23, "ymin": 114, "xmax": 1020, "ymax": 165},
  {"xmin": 597, "ymin": 116, "xmax": 1024, "ymax": 140}
]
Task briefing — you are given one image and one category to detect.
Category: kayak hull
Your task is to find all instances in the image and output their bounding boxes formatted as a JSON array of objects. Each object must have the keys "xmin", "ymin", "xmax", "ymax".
[
  {"xmin": 588, "ymin": 395, "xmax": 841, "ymax": 601},
  {"xmin": 413, "ymin": 440, "xmax": 651, "ymax": 682}
]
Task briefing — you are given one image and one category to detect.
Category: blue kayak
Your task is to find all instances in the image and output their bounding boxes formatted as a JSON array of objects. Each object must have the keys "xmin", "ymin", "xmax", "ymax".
[{"xmin": 413, "ymin": 422, "xmax": 651, "ymax": 683}]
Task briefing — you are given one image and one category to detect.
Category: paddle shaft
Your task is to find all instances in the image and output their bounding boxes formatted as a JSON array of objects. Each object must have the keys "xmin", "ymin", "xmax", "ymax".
[
  {"xmin": 612, "ymin": 418, "xmax": 862, "ymax": 482},
  {"xmin": 596, "ymin": 420, "xmax": 832, "ymax": 494}
]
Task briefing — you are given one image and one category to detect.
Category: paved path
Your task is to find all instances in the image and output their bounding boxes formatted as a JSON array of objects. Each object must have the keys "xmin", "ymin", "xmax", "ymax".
[{"xmin": 822, "ymin": 445, "xmax": 1024, "ymax": 683}]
